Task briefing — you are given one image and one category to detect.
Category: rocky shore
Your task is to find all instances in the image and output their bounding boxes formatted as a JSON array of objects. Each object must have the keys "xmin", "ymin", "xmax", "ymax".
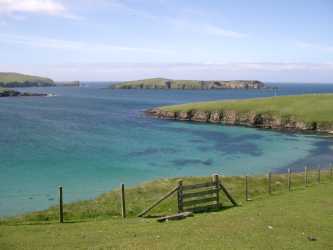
[
  {"xmin": 146, "ymin": 108, "xmax": 333, "ymax": 134},
  {"xmin": 0, "ymin": 89, "xmax": 48, "ymax": 97}
]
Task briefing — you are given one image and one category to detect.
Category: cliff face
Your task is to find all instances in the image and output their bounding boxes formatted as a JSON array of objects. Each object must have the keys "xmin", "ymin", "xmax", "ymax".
[
  {"xmin": 111, "ymin": 78, "xmax": 265, "ymax": 90},
  {"xmin": 146, "ymin": 108, "xmax": 333, "ymax": 134}
]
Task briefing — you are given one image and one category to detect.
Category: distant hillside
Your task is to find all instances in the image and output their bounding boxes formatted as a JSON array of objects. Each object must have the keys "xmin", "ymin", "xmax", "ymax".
[
  {"xmin": 111, "ymin": 78, "xmax": 265, "ymax": 90},
  {"xmin": 0, "ymin": 72, "xmax": 55, "ymax": 87}
]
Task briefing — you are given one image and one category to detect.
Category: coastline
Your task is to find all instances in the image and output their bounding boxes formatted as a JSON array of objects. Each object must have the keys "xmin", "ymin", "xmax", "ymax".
[
  {"xmin": 146, "ymin": 108, "xmax": 333, "ymax": 134},
  {"xmin": 145, "ymin": 94, "xmax": 333, "ymax": 135}
]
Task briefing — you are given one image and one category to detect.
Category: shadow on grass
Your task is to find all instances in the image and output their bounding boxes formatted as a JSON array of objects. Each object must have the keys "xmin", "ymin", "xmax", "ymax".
[
  {"xmin": 143, "ymin": 204, "xmax": 238, "ymax": 219},
  {"xmin": 0, "ymin": 219, "xmax": 92, "ymax": 227}
]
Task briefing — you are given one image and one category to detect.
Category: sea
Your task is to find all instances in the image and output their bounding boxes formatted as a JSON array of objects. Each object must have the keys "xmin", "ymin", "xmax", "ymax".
[{"xmin": 1, "ymin": 83, "xmax": 333, "ymax": 216}]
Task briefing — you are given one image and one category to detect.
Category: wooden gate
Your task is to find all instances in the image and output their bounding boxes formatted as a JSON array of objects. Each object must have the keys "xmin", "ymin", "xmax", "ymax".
[
  {"xmin": 177, "ymin": 174, "xmax": 221, "ymax": 213},
  {"xmin": 138, "ymin": 174, "xmax": 237, "ymax": 217}
]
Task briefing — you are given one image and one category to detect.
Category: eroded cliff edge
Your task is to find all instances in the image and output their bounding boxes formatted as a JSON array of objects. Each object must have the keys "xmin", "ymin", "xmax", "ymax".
[{"xmin": 146, "ymin": 108, "xmax": 333, "ymax": 134}]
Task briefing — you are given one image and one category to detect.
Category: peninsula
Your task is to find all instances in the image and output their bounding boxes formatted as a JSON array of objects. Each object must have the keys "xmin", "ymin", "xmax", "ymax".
[
  {"xmin": 111, "ymin": 78, "xmax": 264, "ymax": 90},
  {"xmin": 147, "ymin": 94, "xmax": 333, "ymax": 134},
  {"xmin": 0, "ymin": 72, "xmax": 55, "ymax": 87}
]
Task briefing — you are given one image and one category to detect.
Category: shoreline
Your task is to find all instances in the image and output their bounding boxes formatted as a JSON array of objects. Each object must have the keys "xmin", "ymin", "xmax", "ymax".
[
  {"xmin": 145, "ymin": 94, "xmax": 333, "ymax": 135},
  {"xmin": 146, "ymin": 108, "xmax": 333, "ymax": 135},
  {"xmin": 0, "ymin": 88, "xmax": 51, "ymax": 98}
]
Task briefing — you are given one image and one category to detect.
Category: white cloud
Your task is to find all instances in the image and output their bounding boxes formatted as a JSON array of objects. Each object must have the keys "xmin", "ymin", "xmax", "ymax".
[
  {"xmin": 0, "ymin": 0, "xmax": 65, "ymax": 14},
  {"xmin": 296, "ymin": 41, "xmax": 333, "ymax": 53},
  {"xmin": 0, "ymin": 0, "xmax": 80, "ymax": 19},
  {"xmin": 0, "ymin": 33, "xmax": 173, "ymax": 54},
  {"xmin": 2, "ymin": 62, "xmax": 332, "ymax": 82},
  {"xmin": 105, "ymin": 1, "xmax": 246, "ymax": 39}
]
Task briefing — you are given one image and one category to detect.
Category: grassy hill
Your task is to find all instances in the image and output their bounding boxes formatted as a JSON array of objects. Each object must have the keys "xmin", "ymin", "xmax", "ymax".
[
  {"xmin": 152, "ymin": 94, "xmax": 333, "ymax": 132},
  {"xmin": 0, "ymin": 72, "xmax": 55, "ymax": 87},
  {"xmin": 0, "ymin": 179, "xmax": 332, "ymax": 249},
  {"xmin": 111, "ymin": 78, "xmax": 264, "ymax": 90}
]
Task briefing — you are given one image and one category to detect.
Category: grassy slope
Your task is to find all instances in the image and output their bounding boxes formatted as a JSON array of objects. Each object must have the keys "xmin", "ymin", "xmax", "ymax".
[
  {"xmin": 2, "ymin": 170, "xmax": 332, "ymax": 223},
  {"xmin": 0, "ymin": 182, "xmax": 332, "ymax": 250},
  {"xmin": 0, "ymin": 72, "xmax": 54, "ymax": 87},
  {"xmin": 160, "ymin": 94, "xmax": 333, "ymax": 123}
]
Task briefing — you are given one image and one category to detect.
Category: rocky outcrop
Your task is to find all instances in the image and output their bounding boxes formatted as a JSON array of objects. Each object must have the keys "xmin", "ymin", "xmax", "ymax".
[
  {"xmin": 209, "ymin": 111, "xmax": 222, "ymax": 123},
  {"xmin": 145, "ymin": 108, "xmax": 333, "ymax": 134},
  {"xmin": 0, "ymin": 89, "xmax": 48, "ymax": 97},
  {"xmin": 191, "ymin": 111, "xmax": 210, "ymax": 122},
  {"xmin": 177, "ymin": 111, "xmax": 191, "ymax": 120}
]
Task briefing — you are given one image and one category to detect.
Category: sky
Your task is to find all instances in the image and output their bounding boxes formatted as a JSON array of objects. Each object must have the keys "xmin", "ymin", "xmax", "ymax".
[{"xmin": 0, "ymin": 0, "xmax": 333, "ymax": 82}]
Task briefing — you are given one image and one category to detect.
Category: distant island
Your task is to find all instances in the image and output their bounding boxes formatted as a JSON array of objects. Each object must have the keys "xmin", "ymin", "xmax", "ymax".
[
  {"xmin": 0, "ymin": 88, "xmax": 48, "ymax": 97},
  {"xmin": 111, "ymin": 78, "xmax": 265, "ymax": 90},
  {"xmin": 55, "ymin": 81, "xmax": 81, "ymax": 87},
  {"xmin": 0, "ymin": 72, "xmax": 55, "ymax": 87}
]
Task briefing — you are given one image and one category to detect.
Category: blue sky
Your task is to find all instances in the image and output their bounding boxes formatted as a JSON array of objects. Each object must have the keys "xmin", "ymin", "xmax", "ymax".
[{"xmin": 0, "ymin": 0, "xmax": 333, "ymax": 82}]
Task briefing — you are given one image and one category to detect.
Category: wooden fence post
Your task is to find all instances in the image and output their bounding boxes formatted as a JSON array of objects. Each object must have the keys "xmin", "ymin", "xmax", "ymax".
[
  {"xmin": 317, "ymin": 166, "xmax": 321, "ymax": 184},
  {"xmin": 268, "ymin": 172, "xmax": 272, "ymax": 195},
  {"xmin": 245, "ymin": 175, "xmax": 249, "ymax": 201},
  {"xmin": 177, "ymin": 180, "xmax": 184, "ymax": 213},
  {"xmin": 59, "ymin": 186, "xmax": 64, "ymax": 223},
  {"xmin": 288, "ymin": 168, "xmax": 291, "ymax": 192},
  {"xmin": 213, "ymin": 174, "xmax": 220, "ymax": 209},
  {"xmin": 304, "ymin": 166, "xmax": 308, "ymax": 186},
  {"xmin": 121, "ymin": 183, "xmax": 126, "ymax": 218}
]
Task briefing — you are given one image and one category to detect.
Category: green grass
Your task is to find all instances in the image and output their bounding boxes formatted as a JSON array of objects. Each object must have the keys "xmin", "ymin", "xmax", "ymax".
[
  {"xmin": 0, "ymin": 181, "xmax": 332, "ymax": 249},
  {"xmin": 160, "ymin": 94, "xmax": 333, "ymax": 123},
  {"xmin": 0, "ymin": 72, "xmax": 54, "ymax": 87},
  {"xmin": 2, "ymin": 169, "xmax": 332, "ymax": 224}
]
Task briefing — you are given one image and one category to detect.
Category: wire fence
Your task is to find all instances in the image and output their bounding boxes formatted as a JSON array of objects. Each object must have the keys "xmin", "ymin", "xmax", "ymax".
[{"xmin": 1, "ymin": 163, "xmax": 332, "ymax": 223}]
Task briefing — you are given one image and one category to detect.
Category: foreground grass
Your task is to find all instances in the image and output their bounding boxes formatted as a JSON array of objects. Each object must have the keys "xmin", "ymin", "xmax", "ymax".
[
  {"xmin": 160, "ymin": 94, "xmax": 333, "ymax": 123},
  {"xmin": 0, "ymin": 182, "xmax": 332, "ymax": 250},
  {"xmin": 2, "ymin": 169, "xmax": 332, "ymax": 223}
]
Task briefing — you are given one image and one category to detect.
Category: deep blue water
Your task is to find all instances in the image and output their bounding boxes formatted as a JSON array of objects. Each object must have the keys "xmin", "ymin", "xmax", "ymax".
[{"xmin": 1, "ymin": 83, "xmax": 333, "ymax": 216}]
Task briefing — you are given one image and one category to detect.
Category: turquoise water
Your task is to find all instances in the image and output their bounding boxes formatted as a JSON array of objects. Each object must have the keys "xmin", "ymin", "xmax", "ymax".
[{"xmin": 1, "ymin": 84, "xmax": 333, "ymax": 216}]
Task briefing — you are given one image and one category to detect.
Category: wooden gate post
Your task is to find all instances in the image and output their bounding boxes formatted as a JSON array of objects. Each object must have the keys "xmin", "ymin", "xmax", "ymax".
[
  {"xmin": 245, "ymin": 175, "xmax": 249, "ymax": 201},
  {"xmin": 121, "ymin": 183, "xmax": 126, "ymax": 218},
  {"xmin": 317, "ymin": 166, "xmax": 321, "ymax": 184},
  {"xmin": 177, "ymin": 180, "xmax": 184, "ymax": 213},
  {"xmin": 267, "ymin": 172, "xmax": 272, "ymax": 195},
  {"xmin": 213, "ymin": 174, "xmax": 220, "ymax": 208},
  {"xmin": 288, "ymin": 168, "xmax": 291, "ymax": 192},
  {"xmin": 59, "ymin": 186, "xmax": 64, "ymax": 223},
  {"xmin": 304, "ymin": 166, "xmax": 308, "ymax": 186}
]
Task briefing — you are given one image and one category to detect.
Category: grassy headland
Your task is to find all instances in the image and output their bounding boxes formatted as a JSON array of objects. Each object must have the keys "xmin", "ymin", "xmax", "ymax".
[
  {"xmin": 111, "ymin": 78, "xmax": 264, "ymax": 89},
  {"xmin": 0, "ymin": 72, "xmax": 55, "ymax": 87},
  {"xmin": 148, "ymin": 94, "xmax": 333, "ymax": 133},
  {"xmin": 0, "ymin": 179, "xmax": 332, "ymax": 249}
]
